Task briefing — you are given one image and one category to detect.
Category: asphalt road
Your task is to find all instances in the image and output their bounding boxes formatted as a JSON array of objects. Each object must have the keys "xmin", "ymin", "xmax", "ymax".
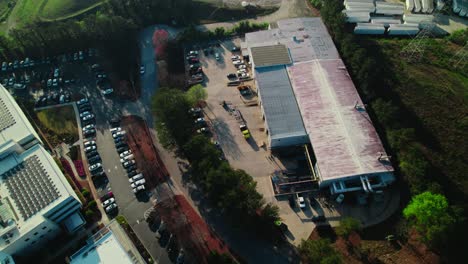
[{"xmin": 72, "ymin": 47, "xmax": 172, "ymax": 263}]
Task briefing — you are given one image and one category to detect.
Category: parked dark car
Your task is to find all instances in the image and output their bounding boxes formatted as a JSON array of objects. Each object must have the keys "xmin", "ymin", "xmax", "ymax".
[
  {"xmin": 114, "ymin": 141, "xmax": 127, "ymax": 148},
  {"xmin": 227, "ymin": 73, "xmax": 237, "ymax": 79},
  {"xmin": 127, "ymin": 170, "xmax": 138, "ymax": 178},
  {"xmin": 85, "ymin": 150, "xmax": 98, "ymax": 158},
  {"xmin": 126, "ymin": 165, "xmax": 137, "ymax": 173},
  {"xmin": 79, "ymin": 106, "xmax": 92, "ymax": 113},
  {"xmin": 114, "ymin": 137, "xmax": 125, "ymax": 144},
  {"xmin": 116, "ymin": 146, "xmax": 128, "ymax": 154},
  {"xmin": 100, "ymin": 191, "xmax": 114, "ymax": 202},
  {"xmin": 88, "ymin": 155, "xmax": 101, "ymax": 164},
  {"xmin": 110, "ymin": 118, "xmax": 120, "ymax": 128}
]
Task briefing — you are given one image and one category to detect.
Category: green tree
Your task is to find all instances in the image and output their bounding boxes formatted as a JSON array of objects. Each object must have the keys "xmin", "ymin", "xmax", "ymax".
[
  {"xmin": 371, "ymin": 99, "xmax": 399, "ymax": 128},
  {"xmin": 186, "ymin": 84, "xmax": 207, "ymax": 106},
  {"xmin": 335, "ymin": 217, "xmax": 361, "ymax": 238},
  {"xmin": 403, "ymin": 192, "xmax": 457, "ymax": 245},
  {"xmin": 151, "ymin": 88, "xmax": 194, "ymax": 148},
  {"xmin": 207, "ymin": 251, "xmax": 236, "ymax": 264},
  {"xmin": 299, "ymin": 238, "xmax": 342, "ymax": 264},
  {"xmin": 214, "ymin": 27, "xmax": 226, "ymax": 38}
]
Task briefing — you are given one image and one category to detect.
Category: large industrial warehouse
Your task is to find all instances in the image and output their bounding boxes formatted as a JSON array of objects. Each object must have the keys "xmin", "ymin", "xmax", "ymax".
[{"xmin": 244, "ymin": 17, "xmax": 395, "ymax": 194}]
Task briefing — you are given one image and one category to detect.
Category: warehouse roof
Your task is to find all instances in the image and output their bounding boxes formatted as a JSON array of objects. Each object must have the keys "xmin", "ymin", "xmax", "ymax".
[
  {"xmin": 250, "ymin": 44, "xmax": 292, "ymax": 67},
  {"xmin": 246, "ymin": 17, "xmax": 394, "ymax": 182},
  {"xmin": 288, "ymin": 60, "xmax": 394, "ymax": 181},
  {"xmin": 246, "ymin": 17, "xmax": 340, "ymax": 63},
  {"xmin": 255, "ymin": 66, "xmax": 307, "ymax": 140}
]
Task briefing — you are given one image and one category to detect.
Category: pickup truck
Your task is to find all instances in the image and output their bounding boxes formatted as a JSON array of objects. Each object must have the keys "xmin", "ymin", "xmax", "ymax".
[{"xmin": 239, "ymin": 124, "xmax": 251, "ymax": 139}]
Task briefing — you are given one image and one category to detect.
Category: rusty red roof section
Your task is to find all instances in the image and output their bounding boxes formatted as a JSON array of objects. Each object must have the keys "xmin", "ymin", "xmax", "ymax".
[{"xmin": 288, "ymin": 59, "xmax": 394, "ymax": 181}]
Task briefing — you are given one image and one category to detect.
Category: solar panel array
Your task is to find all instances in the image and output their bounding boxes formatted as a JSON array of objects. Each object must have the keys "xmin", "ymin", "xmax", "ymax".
[
  {"xmin": 2, "ymin": 155, "xmax": 61, "ymax": 220},
  {"xmin": 0, "ymin": 98, "xmax": 16, "ymax": 132}
]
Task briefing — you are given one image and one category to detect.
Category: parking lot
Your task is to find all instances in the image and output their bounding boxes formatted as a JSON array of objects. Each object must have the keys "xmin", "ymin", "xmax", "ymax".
[
  {"xmin": 185, "ymin": 38, "xmax": 320, "ymax": 243},
  {"xmin": 1, "ymin": 46, "xmax": 174, "ymax": 262}
]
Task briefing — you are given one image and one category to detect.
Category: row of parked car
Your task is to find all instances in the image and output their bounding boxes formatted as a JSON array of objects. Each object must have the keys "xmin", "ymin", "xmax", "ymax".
[
  {"xmin": 186, "ymin": 50, "xmax": 204, "ymax": 85},
  {"xmin": 109, "ymin": 121, "xmax": 146, "ymax": 194},
  {"xmin": 92, "ymin": 64, "xmax": 114, "ymax": 96},
  {"xmin": 35, "ymin": 90, "xmax": 72, "ymax": 108},
  {"xmin": 100, "ymin": 191, "xmax": 118, "ymax": 214},
  {"xmin": 77, "ymin": 98, "xmax": 96, "ymax": 136}
]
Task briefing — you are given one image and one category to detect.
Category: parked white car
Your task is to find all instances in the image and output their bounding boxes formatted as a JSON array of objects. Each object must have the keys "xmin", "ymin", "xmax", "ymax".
[
  {"xmin": 133, "ymin": 185, "xmax": 145, "ymax": 193},
  {"xmin": 84, "ymin": 140, "xmax": 96, "ymax": 147},
  {"xmin": 89, "ymin": 163, "xmax": 102, "ymax": 171},
  {"xmin": 128, "ymin": 174, "xmax": 144, "ymax": 183},
  {"xmin": 112, "ymin": 131, "xmax": 126, "ymax": 138},
  {"xmin": 105, "ymin": 203, "xmax": 118, "ymax": 213},
  {"xmin": 119, "ymin": 150, "xmax": 132, "ymax": 158},
  {"xmin": 82, "ymin": 114, "xmax": 95, "ymax": 121},
  {"xmin": 130, "ymin": 179, "xmax": 146, "ymax": 188},
  {"xmin": 77, "ymin": 98, "xmax": 88, "ymax": 105},
  {"xmin": 120, "ymin": 154, "xmax": 134, "ymax": 163},
  {"xmin": 82, "ymin": 124, "xmax": 95, "ymax": 131},
  {"xmin": 102, "ymin": 198, "xmax": 115, "ymax": 207},
  {"xmin": 84, "ymin": 146, "xmax": 97, "ymax": 153},
  {"xmin": 110, "ymin": 127, "xmax": 122, "ymax": 133}
]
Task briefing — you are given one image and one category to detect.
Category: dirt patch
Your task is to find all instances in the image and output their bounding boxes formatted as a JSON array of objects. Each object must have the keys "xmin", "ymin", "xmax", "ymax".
[
  {"xmin": 155, "ymin": 190, "xmax": 234, "ymax": 263},
  {"xmin": 121, "ymin": 115, "xmax": 168, "ymax": 188}
]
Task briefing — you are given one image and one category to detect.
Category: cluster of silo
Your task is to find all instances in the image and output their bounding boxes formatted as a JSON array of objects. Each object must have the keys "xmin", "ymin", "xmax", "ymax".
[
  {"xmin": 343, "ymin": 0, "xmax": 375, "ymax": 22},
  {"xmin": 453, "ymin": 0, "xmax": 468, "ymax": 17},
  {"xmin": 354, "ymin": 23, "xmax": 386, "ymax": 34},
  {"xmin": 403, "ymin": 14, "xmax": 435, "ymax": 29},
  {"xmin": 406, "ymin": 0, "xmax": 434, "ymax": 13},
  {"xmin": 354, "ymin": 23, "xmax": 420, "ymax": 36},
  {"xmin": 343, "ymin": 0, "xmax": 430, "ymax": 35},
  {"xmin": 375, "ymin": 1, "xmax": 405, "ymax": 15},
  {"xmin": 387, "ymin": 24, "xmax": 421, "ymax": 35}
]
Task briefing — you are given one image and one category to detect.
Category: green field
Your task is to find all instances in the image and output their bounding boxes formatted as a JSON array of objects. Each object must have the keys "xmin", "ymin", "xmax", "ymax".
[
  {"xmin": 4, "ymin": 0, "xmax": 100, "ymax": 31},
  {"xmin": 0, "ymin": 0, "xmax": 15, "ymax": 22},
  {"xmin": 40, "ymin": 0, "xmax": 101, "ymax": 20},
  {"xmin": 377, "ymin": 38, "xmax": 468, "ymax": 198}
]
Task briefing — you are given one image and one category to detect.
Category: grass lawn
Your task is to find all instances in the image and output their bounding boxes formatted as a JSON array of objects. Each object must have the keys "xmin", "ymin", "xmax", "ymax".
[
  {"xmin": 377, "ymin": 38, "xmax": 468, "ymax": 198},
  {"xmin": 9, "ymin": 0, "xmax": 46, "ymax": 26},
  {"xmin": 40, "ymin": 0, "xmax": 101, "ymax": 20},
  {"xmin": 7, "ymin": 0, "xmax": 100, "ymax": 28},
  {"xmin": 36, "ymin": 105, "xmax": 78, "ymax": 145},
  {"xmin": 0, "ymin": 0, "xmax": 15, "ymax": 22}
]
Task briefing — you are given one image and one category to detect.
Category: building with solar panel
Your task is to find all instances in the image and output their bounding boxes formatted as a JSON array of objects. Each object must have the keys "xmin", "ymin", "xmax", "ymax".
[
  {"xmin": 244, "ymin": 18, "xmax": 395, "ymax": 195},
  {"xmin": 0, "ymin": 85, "xmax": 83, "ymax": 262}
]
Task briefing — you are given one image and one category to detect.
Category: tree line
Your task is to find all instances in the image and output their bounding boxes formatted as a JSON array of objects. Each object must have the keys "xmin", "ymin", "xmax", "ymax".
[
  {"xmin": 151, "ymin": 87, "xmax": 283, "ymax": 243},
  {"xmin": 0, "ymin": 0, "xmax": 197, "ymax": 80},
  {"xmin": 315, "ymin": 0, "xmax": 466, "ymax": 261}
]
